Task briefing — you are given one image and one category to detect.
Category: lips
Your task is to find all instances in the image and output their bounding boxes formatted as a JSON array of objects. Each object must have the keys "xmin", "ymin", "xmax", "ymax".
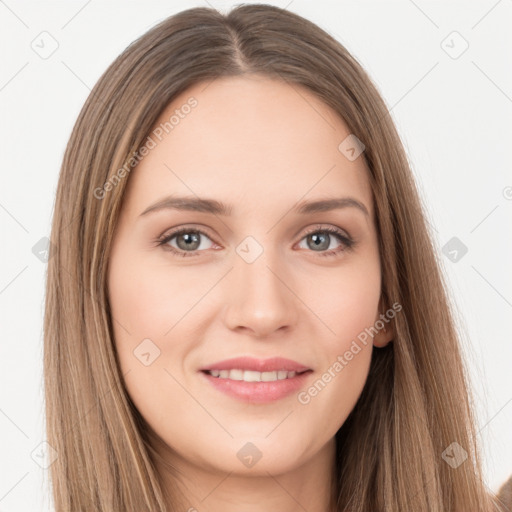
[{"xmin": 199, "ymin": 356, "xmax": 313, "ymax": 403}]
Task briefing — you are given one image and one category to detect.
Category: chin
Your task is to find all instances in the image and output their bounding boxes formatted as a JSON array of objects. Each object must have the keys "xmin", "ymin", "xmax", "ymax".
[{"xmin": 209, "ymin": 435, "xmax": 313, "ymax": 476}]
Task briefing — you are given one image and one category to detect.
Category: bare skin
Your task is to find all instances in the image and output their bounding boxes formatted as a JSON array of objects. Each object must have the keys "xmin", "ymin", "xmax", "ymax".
[{"xmin": 107, "ymin": 74, "xmax": 393, "ymax": 512}]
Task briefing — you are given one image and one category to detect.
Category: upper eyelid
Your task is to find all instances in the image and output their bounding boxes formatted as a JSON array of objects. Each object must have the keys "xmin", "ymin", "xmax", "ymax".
[{"xmin": 159, "ymin": 225, "xmax": 217, "ymax": 243}]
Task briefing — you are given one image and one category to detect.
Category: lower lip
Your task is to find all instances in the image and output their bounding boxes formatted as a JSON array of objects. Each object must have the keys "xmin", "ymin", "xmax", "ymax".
[{"xmin": 200, "ymin": 370, "xmax": 313, "ymax": 403}]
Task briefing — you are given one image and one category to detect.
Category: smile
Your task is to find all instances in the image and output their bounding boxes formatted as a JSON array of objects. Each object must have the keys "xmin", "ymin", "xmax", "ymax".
[{"xmin": 205, "ymin": 369, "xmax": 307, "ymax": 382}]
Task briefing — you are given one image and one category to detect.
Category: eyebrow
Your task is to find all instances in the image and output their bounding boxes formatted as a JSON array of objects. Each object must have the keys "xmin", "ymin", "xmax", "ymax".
[{"xmin": 139, "ymin": 195, "xmax": 369, "ymax": 217}]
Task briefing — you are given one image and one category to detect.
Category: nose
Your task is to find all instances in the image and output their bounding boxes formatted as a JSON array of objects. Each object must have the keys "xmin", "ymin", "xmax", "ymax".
[{"xmin": 222, "ymin": 248, "xmax": 299, "ymax": 338}]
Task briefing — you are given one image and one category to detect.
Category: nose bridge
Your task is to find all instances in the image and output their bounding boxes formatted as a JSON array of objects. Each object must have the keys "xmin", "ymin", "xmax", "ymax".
[{"xmin": 224, "ymin": 235, "xmax": 298, "ymax": 336}]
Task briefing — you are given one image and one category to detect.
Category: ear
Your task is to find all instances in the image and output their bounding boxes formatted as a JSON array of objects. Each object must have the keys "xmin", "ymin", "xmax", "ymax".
[{"xmin": 373, "ymin": 296, "xmax": 395, "ymax": 348}]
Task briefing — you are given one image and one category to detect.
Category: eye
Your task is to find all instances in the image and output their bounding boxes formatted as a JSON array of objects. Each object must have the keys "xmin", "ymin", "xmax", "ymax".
[
  {"xmin": 156, "ymin": 225, "xmax": 355, "ymax": 258},
  {"xmin": 157, "ymin": 227, "xmax": 216, "ymax": 257},
  {"xmin": 296, "ymin": 226, "xmax": 355, "ymax": 257}
]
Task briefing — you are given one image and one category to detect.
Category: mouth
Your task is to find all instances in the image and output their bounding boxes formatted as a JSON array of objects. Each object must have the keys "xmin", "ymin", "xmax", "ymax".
[
  {"xmin": 202, "ymin": 368, "xmax": 309, "ymax": 382},
  {"xmin": 199, "ymin": 356, "xmax": 313, "ymax": 403}
]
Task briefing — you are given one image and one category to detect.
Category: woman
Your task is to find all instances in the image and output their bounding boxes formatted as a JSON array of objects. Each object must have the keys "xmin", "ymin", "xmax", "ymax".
[{"xmin": 43, "ymin": 4, "xmax": 504, "ymax": 511}]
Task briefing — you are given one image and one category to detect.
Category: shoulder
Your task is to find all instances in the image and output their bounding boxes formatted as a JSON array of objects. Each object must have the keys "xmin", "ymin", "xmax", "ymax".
[{"xmin": 497, "ymin": 474, "xmax": 512, "ymax": 512}]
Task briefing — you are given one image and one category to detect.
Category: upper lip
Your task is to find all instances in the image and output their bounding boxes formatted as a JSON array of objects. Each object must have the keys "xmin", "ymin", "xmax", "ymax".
[{"xmin": 200, "ymin": 356, "xmax": 311, "ymax": 373}]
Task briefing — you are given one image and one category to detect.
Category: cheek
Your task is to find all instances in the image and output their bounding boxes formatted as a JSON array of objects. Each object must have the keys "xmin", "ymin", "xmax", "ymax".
[
  {"xmin": 108, "ymin": 248, "xmax": 209, "ymax": 342},
  {"xmin": 107, "ymin": 248, "xmax": 214, "ymax": 412},
  {"xmin": 307, "ymin": 252, "xmax": 382, "ymax": 350},
  {"xmin": 107, "ymin": 247, "xmax": 175, "ymax": 398},
  {"xmin": 295, "ymin": 254, "xmax": 380, "ymax": 421},
  {"xmin": 107, "ymin": 252, "xmax": 192, "ymax": 440}
]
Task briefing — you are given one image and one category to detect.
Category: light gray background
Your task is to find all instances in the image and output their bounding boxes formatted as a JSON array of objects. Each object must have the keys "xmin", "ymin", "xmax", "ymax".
[{"xmin": 1, "ymin": 1, "xmax": 511, "ymax": 510}]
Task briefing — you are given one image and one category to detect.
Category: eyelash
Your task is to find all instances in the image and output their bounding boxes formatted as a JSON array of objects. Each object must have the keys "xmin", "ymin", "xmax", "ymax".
[{"xmin": 156, "ymin": 225, "xmax": 355, "ymax": 258}]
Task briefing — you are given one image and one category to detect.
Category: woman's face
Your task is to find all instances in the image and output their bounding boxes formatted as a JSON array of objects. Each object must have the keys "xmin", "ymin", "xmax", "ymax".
[{"xmin": 108, "ymin": 75, "xmax": 392, "ymax": 479}]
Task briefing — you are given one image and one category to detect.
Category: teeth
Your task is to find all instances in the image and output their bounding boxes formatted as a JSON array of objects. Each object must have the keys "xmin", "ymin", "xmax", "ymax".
[
  {"xmin": 262, "ymin": 371, "xmax": 277, "ymax": 382},
  {"xmin": 244, "ymin": 370, "xmax": 261, "ymax": 382},
  {"xmin": 229, "ymin": 369, "xmax": 244, "ymax": 380},
  {"xmin": 207, "ymin": 369, "xmax": 299, "ymax": 382}
]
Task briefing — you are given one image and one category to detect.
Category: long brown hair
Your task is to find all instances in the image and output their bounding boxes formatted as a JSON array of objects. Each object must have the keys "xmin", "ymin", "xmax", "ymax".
[{"xmin": 44, "ymin": 4, "xmax": 503, "ymax": 510}]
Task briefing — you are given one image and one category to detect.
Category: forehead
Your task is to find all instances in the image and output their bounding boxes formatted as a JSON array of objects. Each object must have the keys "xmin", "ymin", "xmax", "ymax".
[{"xmin": 122, "ymin": 75, "xmax": 373, "ymax": 220}]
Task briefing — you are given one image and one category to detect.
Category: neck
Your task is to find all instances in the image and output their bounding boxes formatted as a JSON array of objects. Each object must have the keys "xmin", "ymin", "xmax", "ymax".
[{"xmin": 149, "ymin": 432, "xmax": 338, "ymax": 512}]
